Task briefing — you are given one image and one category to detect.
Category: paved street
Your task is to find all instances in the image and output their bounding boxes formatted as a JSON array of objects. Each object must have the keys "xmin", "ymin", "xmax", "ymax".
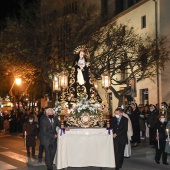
[{"xmin": 0, "ymin": 131, "xmax": 170, "ymax": 170}]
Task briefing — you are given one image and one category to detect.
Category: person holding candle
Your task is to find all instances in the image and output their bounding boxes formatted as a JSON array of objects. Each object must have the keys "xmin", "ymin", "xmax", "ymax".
[
  {"xmin": 154, "ymin": 114, "xmax": 169, "ymax": 165},
  {"xmin": 129, "ymin": 103, "xmax": 140, "ymax": 147},
  {"xmin": 23, "ymin": 114, "xmax": 38, "ymax": 158},
  {"xmin": 147, "ymin": 104, "xmax": 158, "ymax": 146},
  {"xmin": 165, "ymin": 120, "xmax": 170, "ymax": 154}
]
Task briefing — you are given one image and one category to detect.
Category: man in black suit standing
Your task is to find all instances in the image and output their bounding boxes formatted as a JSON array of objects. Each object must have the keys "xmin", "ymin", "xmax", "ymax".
[
  {"xmin": 111, "ymin": 108, "xmax": 128, "ymax": 170},
  {"xmin": 39, "ymin": 108, "xmax": 61, "ymax": 170}
]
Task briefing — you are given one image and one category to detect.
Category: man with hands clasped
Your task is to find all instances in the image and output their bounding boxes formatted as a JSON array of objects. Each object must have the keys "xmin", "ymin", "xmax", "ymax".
[{"xmin": 111, "ymin": 108, "xmax": 128, "ymax": 170}]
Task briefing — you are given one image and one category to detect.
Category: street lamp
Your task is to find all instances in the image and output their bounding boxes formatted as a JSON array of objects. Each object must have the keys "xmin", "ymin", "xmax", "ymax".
[
  {"xmin": 15, "ymin": 78, "xmax": 22, "ymax": 86},
  {"xmin": 15, "ymin": 77, "xmax": 22, "ymax": 112}
]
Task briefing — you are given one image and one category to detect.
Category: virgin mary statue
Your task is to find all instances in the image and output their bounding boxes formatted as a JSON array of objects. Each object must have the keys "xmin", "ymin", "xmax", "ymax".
[{"xmin": 68, "ymin": 46, "xmax": 101, "ymax": 102}]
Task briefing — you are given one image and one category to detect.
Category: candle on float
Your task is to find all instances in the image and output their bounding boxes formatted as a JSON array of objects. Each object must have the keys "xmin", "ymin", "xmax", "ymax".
[
  {"xmin": 24, "ymin": 131, "xmax": 27, "ymax": 148},
  {"xmin": 61, "ymin": 77, "xmax": 65, "ymax": 86},
  {"xmin": 157, "ymin": 129, "xmax": 160, "ymax": 149},
  {"xmin": 104, "ymin": 76, "xmax": 109, "ymax": 87},
  {"xmin": 166, "ymin": 129, "xmax": 170, "ymax": 146},
  {"xmin": 166, "ymin": 129, "xmax": 169, "ymax": 139}
]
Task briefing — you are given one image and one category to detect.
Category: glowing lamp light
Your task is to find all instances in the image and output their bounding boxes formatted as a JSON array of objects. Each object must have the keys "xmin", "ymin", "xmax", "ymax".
[
  {"xmin": 59, "ymin": 70, "xmax": 68, "ymax": 89},
  {"xmin": 15, "ymin": 78, "xmax": 21, "ymax": 85},
  {"xmin": 93, "ymin": 78, "xmax": 98, "ymax": 90},
  {"xmin": 102, "ymin": 72, "xmax": 110, "ymax": 89},
  {"xmin": 53, "ymin": 75, "xmax": 60, "ymax": 91}
]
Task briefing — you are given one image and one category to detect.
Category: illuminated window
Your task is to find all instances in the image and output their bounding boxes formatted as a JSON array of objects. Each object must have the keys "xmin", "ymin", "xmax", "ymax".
[{"xmin": 140, "ymin": 89, "xmax": 149, "ymax": 105}]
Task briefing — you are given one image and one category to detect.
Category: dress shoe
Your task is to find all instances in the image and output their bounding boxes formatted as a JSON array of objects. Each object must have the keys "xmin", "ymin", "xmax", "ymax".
[
  {"xmin": 38, "ymin": 159, "xmax": 42, "ymax": 163},
  {"xmin": 47, "ymin": 167, "xmax": 53, "ymax": 170},
  {"xmin": 132, "ymin": 143, "xmax": 138, "ymax": 147},
  {"xmin": 163, "ymin": 162, "xmax": 169, "ymax": 165},
  {"xmin": 155, "ymin": 160, "xmax": 160, "ymax": 164},
  {"xmin": 32, "ymin": 155, "xmax": 36, "ymax": 159}
]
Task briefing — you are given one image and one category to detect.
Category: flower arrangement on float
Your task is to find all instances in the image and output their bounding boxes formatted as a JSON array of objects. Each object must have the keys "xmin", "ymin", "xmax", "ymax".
[
  {"xmin": 70, "ymin": 94, "xmax": 102, "ymax": 118},
  {"xmin": 54, "ymin": 94, "xmax": 106, "ymax": 128}
]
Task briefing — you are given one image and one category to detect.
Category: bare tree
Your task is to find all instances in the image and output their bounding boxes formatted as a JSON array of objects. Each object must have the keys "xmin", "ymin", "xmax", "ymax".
[
  {"xmin": 0, "ymin": 2, "xmax": 103, "ymax": 100},
  {"xmin": 89, "ymin": 23, "xmax": 170, "ymax": 105}
]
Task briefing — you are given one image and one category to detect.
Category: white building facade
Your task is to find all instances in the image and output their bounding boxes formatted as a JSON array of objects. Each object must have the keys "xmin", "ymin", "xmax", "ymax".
[{"xmin": 110, "ymin": 0, "xmax": 170, "ymax": 109}]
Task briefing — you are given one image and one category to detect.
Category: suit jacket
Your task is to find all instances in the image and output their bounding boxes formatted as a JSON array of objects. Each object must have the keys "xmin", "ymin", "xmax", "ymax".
[
  {"xmin": 39, "ymin": 114, "xmax": 61, "ymax": 146},
  {"xmin": 111, "ymin": 116, "xmax": 128, "ymax": 144}
]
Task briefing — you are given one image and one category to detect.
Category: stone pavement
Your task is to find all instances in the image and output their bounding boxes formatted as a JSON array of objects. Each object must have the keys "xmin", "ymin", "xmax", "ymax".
[
  {"xmin": 0, "ymin": 132, "xmax": 170, "ymax": 170},
  {"xmin": 49, "ymin": 138, "xmax": 170, "ymax": 170}
]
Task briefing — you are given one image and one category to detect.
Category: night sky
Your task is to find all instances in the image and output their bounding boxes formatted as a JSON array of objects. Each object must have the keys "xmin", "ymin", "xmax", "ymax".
[
  {"xmin": 0, "ymin": 0, "xmax": 34, "ymax": 28},
  {"xmin": 0, "ymin": 0, "xmax": 18, "ymax": 20}
]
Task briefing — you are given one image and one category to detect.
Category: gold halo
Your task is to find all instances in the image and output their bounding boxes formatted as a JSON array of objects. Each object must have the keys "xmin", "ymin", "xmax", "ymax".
[{"xmin": 73, "ymin": 45, "xmax": 89, "ymax": 58}]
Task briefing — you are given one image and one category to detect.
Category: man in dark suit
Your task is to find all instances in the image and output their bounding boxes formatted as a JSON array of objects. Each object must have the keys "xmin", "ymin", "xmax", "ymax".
[
  {"xmin": 39, "ymin": 108, "xmax": 61, "ymax": 170},
  {"xmin": 111, "ymin": 108, "xmax": 128, "ymax": 170}
]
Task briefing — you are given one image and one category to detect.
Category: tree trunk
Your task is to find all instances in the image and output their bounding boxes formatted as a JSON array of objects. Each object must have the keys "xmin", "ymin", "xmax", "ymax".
[
  {"xmin": 118, "ymin": 95, "xmax": 124, "ymax": 107},
  {"xmin": 110, "ymin": 86, "xmax": 131, "ymax": 107}
]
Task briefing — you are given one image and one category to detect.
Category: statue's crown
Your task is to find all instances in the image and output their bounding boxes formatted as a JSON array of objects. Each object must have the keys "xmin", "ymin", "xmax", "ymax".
[{"xmin": 74, "ymin": 45, "xmax": 88, "ymax": 54}]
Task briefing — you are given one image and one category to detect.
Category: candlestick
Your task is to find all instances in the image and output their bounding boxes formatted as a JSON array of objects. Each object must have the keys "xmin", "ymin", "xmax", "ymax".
[
  {"xmin": 157, "ymin": 129, "xmax": 160, "ymax": 149},
  {"xmin": 166, "ymin": 129, "xmax": 169, "ymax": 138},
  {"xmin": 24, "ymin": 131, "xmax": 27, "ymax": 148},
  {"xmin": 166, "ymin": 129, "xmax": 170, "ymax": 146}
]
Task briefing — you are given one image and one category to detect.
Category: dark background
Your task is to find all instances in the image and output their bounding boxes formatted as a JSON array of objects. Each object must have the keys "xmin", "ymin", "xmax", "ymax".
[{"xmin": 0, "ymin": 0, "xmax": 35, "ymax": 28}]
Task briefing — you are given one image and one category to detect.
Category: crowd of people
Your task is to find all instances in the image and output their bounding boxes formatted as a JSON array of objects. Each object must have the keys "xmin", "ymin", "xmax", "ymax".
[
  {"xmin": 0, "ymin": 108, "xmax": 40, "ymax": 133},
  {"xmin": 0, "ymin": 101, "xmax": 170, "ymax": 170},
  {"xmin": 124, "ymin": 102, "xmax": 170, "ymax": 147},
  {"xmin": 114, "ymin": 102, "xmax": 170, "ymax": 170}
]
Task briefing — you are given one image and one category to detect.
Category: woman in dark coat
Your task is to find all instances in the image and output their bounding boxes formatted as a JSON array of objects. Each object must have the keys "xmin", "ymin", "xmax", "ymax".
[
  {"xmin": 130, "ymin": 103, "xmax": 140, "ymax": 146},
  {"xmin": 23, "ymin": 114, "xmax": 38, "ymax": 158},
  {"xmin": 147, "ymin": 104, "xmax": 158, "ymax": 145}
]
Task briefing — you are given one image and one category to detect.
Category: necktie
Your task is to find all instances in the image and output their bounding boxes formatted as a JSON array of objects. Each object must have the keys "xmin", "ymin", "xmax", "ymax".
[
  {"xmin": 117, "ymin": 118, "xmax": 120, "ymax": 125},
  {"xmin": 50, "ymin": 118, "xmax": 54, "ymax": 129}
]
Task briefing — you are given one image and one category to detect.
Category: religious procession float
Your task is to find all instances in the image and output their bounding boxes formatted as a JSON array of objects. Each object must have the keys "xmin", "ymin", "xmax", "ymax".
[{"xmin": 53, "ymin": 46, "xmax": 111, "ymax": 128}]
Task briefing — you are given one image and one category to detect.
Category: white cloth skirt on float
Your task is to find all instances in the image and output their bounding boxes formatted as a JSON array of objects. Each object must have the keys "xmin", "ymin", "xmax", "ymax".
[{"xmin": 124, "ymin": 139, "xmax": 131, "ymax": 157}]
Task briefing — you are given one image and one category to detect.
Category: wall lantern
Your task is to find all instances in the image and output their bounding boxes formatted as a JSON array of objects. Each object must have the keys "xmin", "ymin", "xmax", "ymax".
[{"xmin": 101, "ymin": 72, "xmax": 111, "ymax": 89}]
